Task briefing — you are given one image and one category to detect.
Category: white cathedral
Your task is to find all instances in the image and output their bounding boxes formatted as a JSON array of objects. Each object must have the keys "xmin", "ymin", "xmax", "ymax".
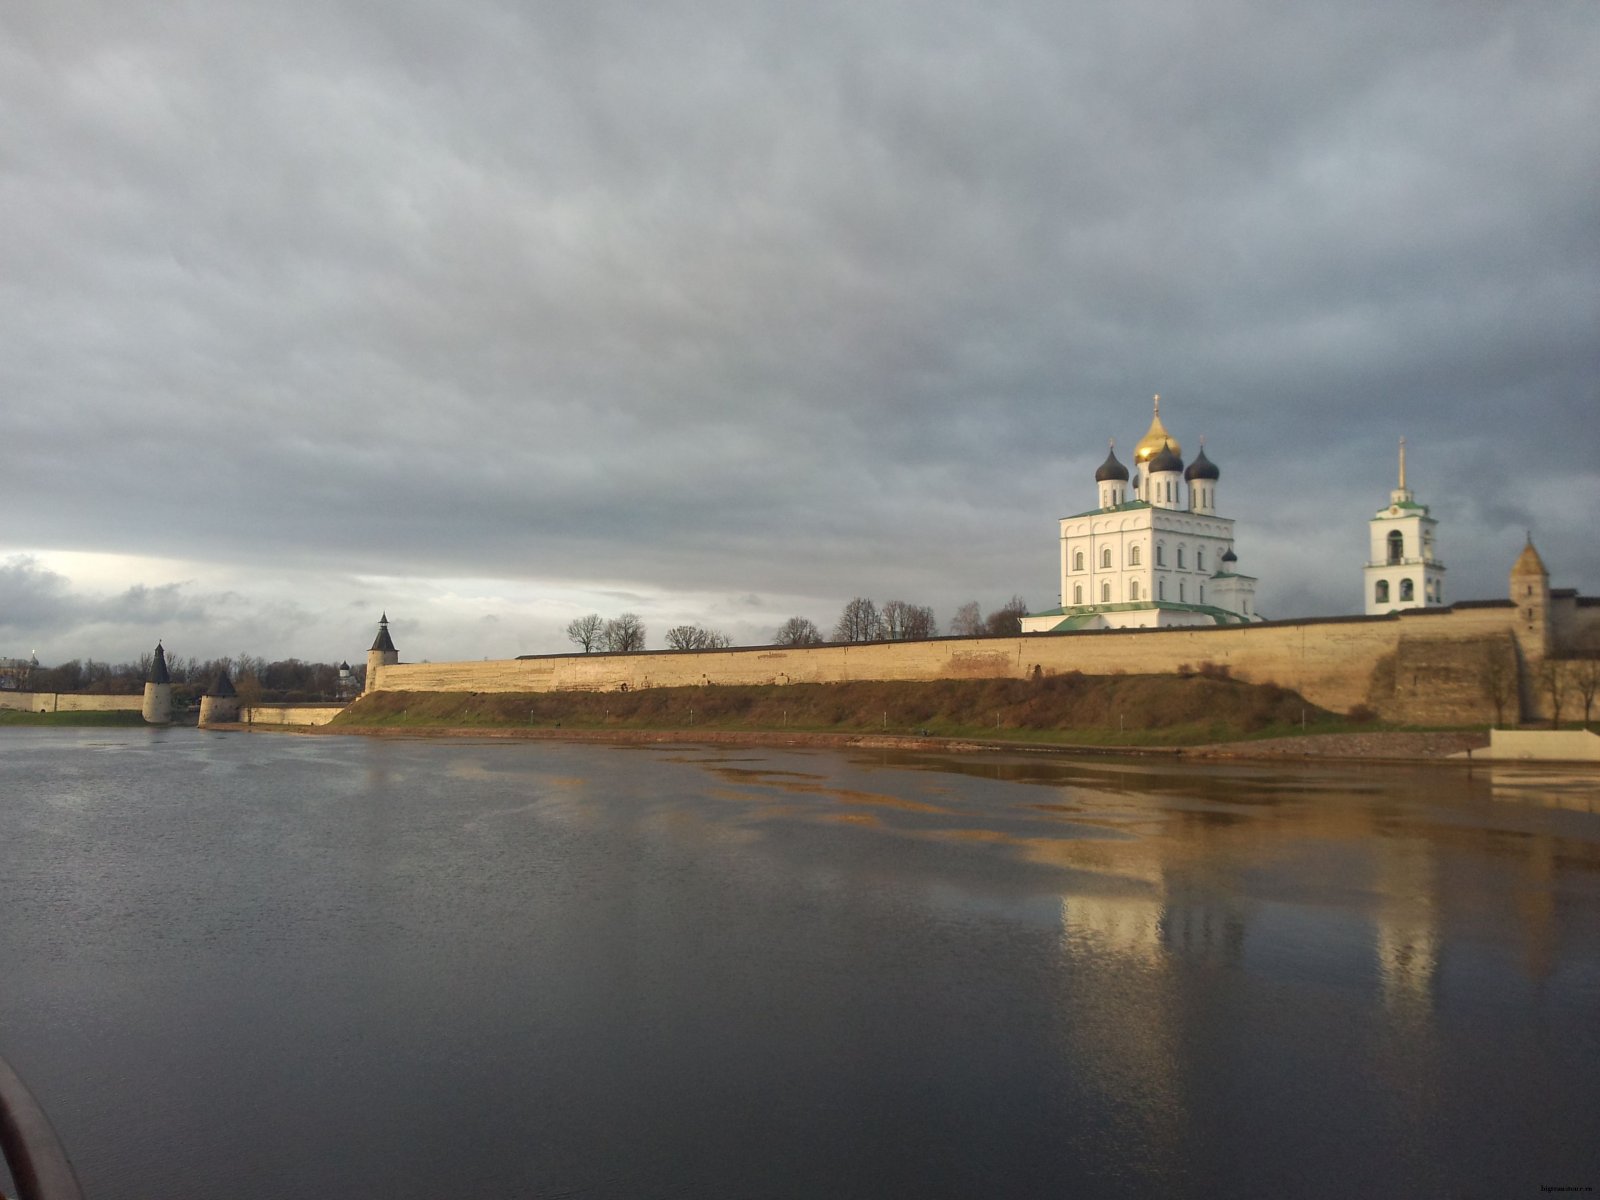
[{"xmin": 1020, "ymin": 397, "xmax": 1263, "ymax": 632}]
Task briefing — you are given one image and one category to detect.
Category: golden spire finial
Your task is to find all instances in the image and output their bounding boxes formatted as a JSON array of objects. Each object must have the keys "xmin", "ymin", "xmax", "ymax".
[
  {"xmin": 1134, "ymin": 394, "xmax": 1179, "ymax": 465},
  {"xmin": 1399, "ymin": 437, "xmax": 1407, "ymax": 490}
]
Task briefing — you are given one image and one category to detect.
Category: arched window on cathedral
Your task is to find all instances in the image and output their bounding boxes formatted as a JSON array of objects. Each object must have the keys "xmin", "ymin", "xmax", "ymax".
[
  {"xmin": 1100, "ymin": 547, "xmax": 1112, "ymax": 569},
  {"xmin": 1199, "ymin": 584, "xmax": 1205, "ymax": 604},
  {"xmin": 1400, "ymin": 578, "xmax": 1415, "ymax": 602},
  {"xmin": 1129, "ymin": 545, "xmax": 1141, "ymax": 566},
  {"xmin": 1196, "ymin": 549, "xmax": 1204, "ymax": 572},
  {"xmin": 1375, "ymin": 580, "xmax": 1390, "ymax": 604},
  {"xmin": 1129, "ymin": 581, "xmax": 1139, "ymax": 601},
  {"xmin": 1156, "ymin": 542, "xmax": 1166, "ymax": 567},
  {"xmin": 1179, "ymin": 581, "xmax": 1186, "ymax": 602},
  {"xmin": 1101, "ymin": 581, "xmax": 1111, "ymax": 603},
  {"xmin": 1388, "ymin": 530, "xmax": 1404, "ymax": 564},
  {"xmin": 1073, "ymin": 550, "xmax": 1084, "ymax": 573},
  {"xmin": 1177, "ymin": 546, "xmax": 1186, "ymax": 569},
  {"xmin": 1158, "ymin": 579, "xmax": 1166, "ymax": 600},
  {"xmin": 1074, "ymin": 584, "xmax": 1083, "ymax": 605}
]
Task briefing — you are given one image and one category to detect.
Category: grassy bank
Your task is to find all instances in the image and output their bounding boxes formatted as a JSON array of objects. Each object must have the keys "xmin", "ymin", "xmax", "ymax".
[
  {"xmin": 333, "ymin": 674, "xmax": 1369, "ymax": 747},
  {"xmin": 0, "ymin": 709, "xmax": 149, "ymax": 727}
]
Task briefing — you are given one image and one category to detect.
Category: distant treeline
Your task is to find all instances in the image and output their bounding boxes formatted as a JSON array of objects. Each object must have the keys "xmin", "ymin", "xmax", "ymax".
[{"xmin": 24, "ymin": 654, "xmax": 361, "ymax": 703}]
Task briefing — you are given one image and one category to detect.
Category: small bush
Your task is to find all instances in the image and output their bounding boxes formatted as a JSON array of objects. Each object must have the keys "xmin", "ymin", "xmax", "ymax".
[{"xmin": 1346, "ymin": 704, "xmax": 1377, "ymax": 723}]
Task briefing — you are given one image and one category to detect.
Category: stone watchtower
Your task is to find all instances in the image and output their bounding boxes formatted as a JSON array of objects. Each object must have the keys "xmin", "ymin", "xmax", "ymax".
[
  {"xmin": 366, "ymin": 614, "xmax": 398, "ymax": 693},
  {"xmin": 1510, "ymin": 536, "xmax": 1551, "ymax": 662},
  {"xmin": 141, "ymin": 642, "xmax": 173, "ymax": 725},
  {"xmin": 198, "ymin": 669, "xmax": 240, "ymax": 727}
]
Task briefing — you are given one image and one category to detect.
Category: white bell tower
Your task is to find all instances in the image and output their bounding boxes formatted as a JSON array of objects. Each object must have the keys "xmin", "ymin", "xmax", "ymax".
[{"xmin": 1364, "ymin": 439, "xmax": 1445, "ymax": 614}]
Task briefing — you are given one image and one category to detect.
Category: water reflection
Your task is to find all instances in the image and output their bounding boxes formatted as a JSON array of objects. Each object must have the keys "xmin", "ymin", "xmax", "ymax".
[{"xmin": 0, "ymin": 731, "xmax": 1596, "ymax": 1199}]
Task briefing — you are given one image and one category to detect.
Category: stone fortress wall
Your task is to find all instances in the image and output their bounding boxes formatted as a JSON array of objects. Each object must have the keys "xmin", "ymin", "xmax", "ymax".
[
  {"xmin": 0, "ymin": 691, "xmax": 144, "ymax": 714},
  {"xmin": 368, "ymin": 589, "xmax": 1600, "ymax": 726}
]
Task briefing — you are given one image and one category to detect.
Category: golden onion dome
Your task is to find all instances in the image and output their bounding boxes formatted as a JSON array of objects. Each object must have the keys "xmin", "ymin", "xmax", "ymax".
[{"xmin": 1133, "ymin": 394, "xmax": 1181, "ymax": 465}]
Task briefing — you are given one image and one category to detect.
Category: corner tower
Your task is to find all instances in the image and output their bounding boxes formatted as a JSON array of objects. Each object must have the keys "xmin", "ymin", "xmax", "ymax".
[
  {"xmin": 141, "ymin": 642, "xmax": 173, "ymax": 725},
  {"xmin": 365, "ymin": 613, "xmax": 398, "ymax": 693},
  {"xmin": 1509, "ymin": 536, "xmax": 1551, "ymax": 662},
  {"xmin": 1364, "ymin": 439, "xmax": 1445, "ymax": 614}
]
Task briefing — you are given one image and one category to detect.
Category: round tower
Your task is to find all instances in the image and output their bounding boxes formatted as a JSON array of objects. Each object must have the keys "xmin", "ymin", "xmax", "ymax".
[
  {"xmin": 1095, "ymin": 441, "xmax": 1129, "ymax": 509},
  {"xmin": 366, "ymin": 613, "xmax": 399, "ymax": 693},
  {"xmin": 141, "ymin": 642, "xmax": 173, "ymax": 725},
  {"xmin": 1509, "ymin": 536, "xmax": 1551, "ymax": 662},
  {"xmin": 198, "ymin": 668, "xmax": 240, "ymax": 727}
]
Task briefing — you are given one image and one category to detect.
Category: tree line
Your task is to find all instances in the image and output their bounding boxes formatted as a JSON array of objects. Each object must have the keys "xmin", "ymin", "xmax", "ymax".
[
  {"xmin": 564, "ymin": 596, "xmax": 1030, "ymax": 654},
  {"xmin": 22, "ymin": 654, "xmax": 359, "ymax": 703}
]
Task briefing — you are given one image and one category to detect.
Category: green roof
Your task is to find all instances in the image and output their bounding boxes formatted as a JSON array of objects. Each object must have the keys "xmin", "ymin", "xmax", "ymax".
[{"xmin": 1062, "ymin": 499, "xmax": 1152, "ymax": 520}]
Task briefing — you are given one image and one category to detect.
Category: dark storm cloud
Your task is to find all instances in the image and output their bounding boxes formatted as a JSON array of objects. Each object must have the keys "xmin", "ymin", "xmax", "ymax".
[{"xmin": 3, "ymin": 0, "xmax": 1597, "ymax": 652}]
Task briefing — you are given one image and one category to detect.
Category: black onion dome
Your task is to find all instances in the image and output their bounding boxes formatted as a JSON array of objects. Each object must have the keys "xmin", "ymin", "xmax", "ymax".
[
  {"xmin": 1148, "ymin": 440, "xmax": 1184, "ymax": 473},
  {"xmin": 370, "ymin": 615, "xmax": 396, "ymax": 653},
  {"xmin": 148, "ymin": 642, "xmax": 170, "ymax": 684},
  {"xmin": 1221, "ymin": 547, "xmax": 1238, "ymax": 563},
  {"xmin": 207, "ymin": 670, "xmax": 236, "ymax": 698},
  {"xmin": 1184, "ymin": 446, "xmax": 1219, "ymax": 481},
  {"xmin": 1095, "ymin": 447, "xmax": 1129, "ymax": 482}
]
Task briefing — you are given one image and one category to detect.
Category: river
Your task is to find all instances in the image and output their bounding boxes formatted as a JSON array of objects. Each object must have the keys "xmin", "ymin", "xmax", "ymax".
[{"xmin": 1, "ymin": 727, "xmax": 1597, "ymax": 1198}]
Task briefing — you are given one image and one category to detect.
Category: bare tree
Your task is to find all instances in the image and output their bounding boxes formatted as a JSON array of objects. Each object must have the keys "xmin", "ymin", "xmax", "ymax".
[
  {"xmin": 1537, "ymin": 658, "xmax": 1570, "ymax": 728},
  {"xmin": 1569, "ymin": 657, "xmax": 1599, "ymax": 726},
  {"xmin": 566, "ymin": 614, "xmax": 604, "ymax": 653},
  {"xmin": 665, "ymin": 625, "xmax": 732, "ymax": 651},
  {"xmin": 984, "ymin": 596, "xmax": 1029, "ymax": 637},
  {"xmin": 901, "ymin": 605, "xmax": 936, "ymax": 640},
  {"xmin": 882, "ymin": 600, "xmax": 936, "ymax": 640},
  {"xmin": 949, "ymin": 602, "xmax": 983, "ymax": 637},
  {"xmin": 602, "ymin": 613, "xmax": 646, "ymax": 653},
  {"xmin": 774, "ymin": 616, "xmax": 823, "ymax": 646},
  {"xmin": 1476, "ymin": 643, "xmax": 1519, "ymax": 726},
  {"xmin": 833, "ymin": 598, "xmax": 883, "ymax": 643}
]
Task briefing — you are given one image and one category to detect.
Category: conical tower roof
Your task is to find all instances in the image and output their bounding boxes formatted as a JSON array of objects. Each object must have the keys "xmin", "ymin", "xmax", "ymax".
[
  {"xmin": 148, "ymin": 642, "xmax": 170, "ymax": 685},
  {"xmin": 370, "ymin": 614, "xmax": 396, "ymax": 653},
  {"xmin": 1133, "ymin": 395, "xmax": 1181, "ymax": 466},
  {"xmin": 1511, "ymin": 536, "xmax": 1548, "ymax": 578},
  {"xmin": 206, "ymin": 669, "xmax": 236, "ymax": 698}
]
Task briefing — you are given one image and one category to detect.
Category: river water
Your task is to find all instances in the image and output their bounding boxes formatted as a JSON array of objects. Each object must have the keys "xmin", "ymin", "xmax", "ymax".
[{"xmin": 0, "ymin": 728, "xmax": 1597, "ymax": 1199}]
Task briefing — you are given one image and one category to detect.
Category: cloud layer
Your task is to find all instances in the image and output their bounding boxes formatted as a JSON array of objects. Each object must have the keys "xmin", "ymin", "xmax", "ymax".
[{"xmin": 4, "ymin": 0, "xmax": 1597, "ymax": 662}]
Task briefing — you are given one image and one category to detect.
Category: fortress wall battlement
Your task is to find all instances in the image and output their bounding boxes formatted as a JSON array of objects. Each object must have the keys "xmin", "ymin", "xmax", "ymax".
[{"xmin": 370, "ymin": 603, "xmax": 1541, "ymax": 723}]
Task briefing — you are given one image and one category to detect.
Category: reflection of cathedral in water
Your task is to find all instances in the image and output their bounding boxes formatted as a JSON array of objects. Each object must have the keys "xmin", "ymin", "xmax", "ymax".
[
  {"xmin": 1055, "ymin": 838, "xmax": 1441, "ymax": 1011},
  {"xmin": 1372, "ymin": 838, "xmax": 1440, "ymax": 1010}
]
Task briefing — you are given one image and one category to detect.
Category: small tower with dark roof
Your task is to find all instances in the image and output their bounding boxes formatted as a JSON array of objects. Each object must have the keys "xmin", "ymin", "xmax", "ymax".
[
  {"xmin": 1184, "ymin": 441, "xmax": 1220, "ymax": 515},
  {"xmin": 366, "ymin": 614, "xmax": 399, "ymax": 693},
  {"xmin": 1146, "ymin": 439, "xmax": 1185, "ymax": 510},
  {"xmin": 198, "ymin": 669, "xmax": 240, "ymax": 727},
  {"xmin": 1095, "ymin": 441, "xmax": 1129, "ymax": 509},
  {"xmin": 141, "ymin": 642, "xmax": 173, "ymax": 725}
]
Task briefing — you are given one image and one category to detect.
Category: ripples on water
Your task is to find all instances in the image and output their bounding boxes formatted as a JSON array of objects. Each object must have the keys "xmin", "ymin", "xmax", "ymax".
[{"xmin": 0, "ymin": 728, "xmax": 1597, "ymax": 1199}]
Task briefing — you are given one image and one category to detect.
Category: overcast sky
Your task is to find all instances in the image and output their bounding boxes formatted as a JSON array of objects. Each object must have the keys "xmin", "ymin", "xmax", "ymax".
[{"xmin": 4, "ymin": 0, "xmax": 1597, "ymax": 667}]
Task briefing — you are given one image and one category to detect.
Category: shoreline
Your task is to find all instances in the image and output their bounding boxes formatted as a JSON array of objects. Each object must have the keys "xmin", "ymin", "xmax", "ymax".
[{"xmin": 209, "ymin": 722, "xmax": 1499, "ymax": 764}]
